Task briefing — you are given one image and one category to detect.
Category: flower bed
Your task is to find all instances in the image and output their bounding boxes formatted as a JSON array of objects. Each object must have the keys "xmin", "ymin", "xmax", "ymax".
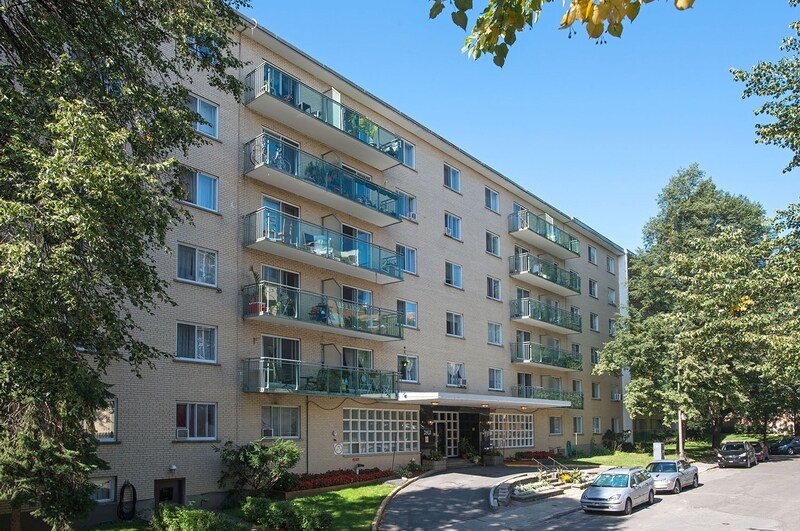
[
  {"xmin": 514, "ymin": 451, "xmax": 558, "ymax": 460},
  {"xmin": 513, "ymin": 480, "xmax": 551, "ymax": 495},
  {"xmin": 295, "ymin": 467, "xmax": 394, "ymax": 491}
]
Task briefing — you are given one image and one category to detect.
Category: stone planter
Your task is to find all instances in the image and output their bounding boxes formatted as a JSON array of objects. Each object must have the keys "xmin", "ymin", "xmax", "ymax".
[
  {"xmin": 482, "ymin": 455, "xmax": 504, "ymax": 466},
  {"xmin": 423, "ymin": 459, "xmax": 446, "ymax": 471}
]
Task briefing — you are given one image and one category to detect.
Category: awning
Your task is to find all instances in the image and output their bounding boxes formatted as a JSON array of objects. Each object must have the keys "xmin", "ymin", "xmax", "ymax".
[{"xmin": 396, "ymin": 391, "xmax": 571, "ymax": 410}]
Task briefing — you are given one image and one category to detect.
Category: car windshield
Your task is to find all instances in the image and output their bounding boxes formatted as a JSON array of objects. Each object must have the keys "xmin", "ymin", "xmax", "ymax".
[
  {"xmin": 593, "ymin": 474, "xmax": 629, "ymax": 488},
  {"xmin": 646, "ymin": 462, "xmax": 677, "ymax": 473},
  {"xmin": 721, "ymin": 443, "xmax": 744, "ymax": 451}
]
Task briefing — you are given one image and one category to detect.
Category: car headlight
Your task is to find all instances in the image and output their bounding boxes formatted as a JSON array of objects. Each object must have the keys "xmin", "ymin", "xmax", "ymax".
[
  {"xmin": 738, "ymin": 452, "xmax": 747, "ymax": 458},
  {"xmin": 608, "ymin": 494, "xmax": 621, "ymax": 502},
  {"xmin": 717, "ymin": 453, "xmax": 723, "ymax": 458}
]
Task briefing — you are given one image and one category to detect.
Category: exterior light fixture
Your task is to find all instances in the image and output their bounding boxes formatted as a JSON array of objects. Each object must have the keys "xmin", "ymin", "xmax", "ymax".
[
  {"xmin": 431, "ymin": 401, "xmax": 439, "ymax": 406},
  {"xmin": 481, "ymin": 403, "xmax": 489, "ymax": 408}
]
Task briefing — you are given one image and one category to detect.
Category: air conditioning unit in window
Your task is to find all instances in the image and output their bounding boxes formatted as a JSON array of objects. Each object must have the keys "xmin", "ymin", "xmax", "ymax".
[
  {"xmin": 457, "ymin": 378, "xmax": 468, "ymax": 388},
  {"xmin": 611, "ymin": 393, "xmax": 622, "ymax": 401},
  {"xmin": 445, "ymin": 227, "xmax": 453, "ymax": 236},
  {"xmin": 261, "ymin": 428, "xmax": 273, "ymax": 437},
  {"xmin": 175, "ymin": 428, "xmax": 189, "ymax": 439},
  {"xmin": 408, "ymin": 211, "xmax": 417, "ymax": 221}
]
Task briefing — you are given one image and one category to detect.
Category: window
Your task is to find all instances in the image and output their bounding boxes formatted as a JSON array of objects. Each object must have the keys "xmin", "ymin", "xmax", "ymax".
[
  {"xmin": 177, "ymin": 243, "xmax": 217, "ymax": 286},
  {"xmin": 588, "ymin": 245, "xmax": 597, "ymax": 264},
  {"xmin": 342, "ymin": 285, "xmax": 372, "ymax": 306},
  {"xmin": 342, "ymin": 408, "xmax": 419, "ymax": 454},
  {"xmin": 607, "ymin": 255, "xmax": 616, "ymax": 274},
  {"xmin": 92, "ymin": 477, "xmax": 116, "ymax": 503},
  {"xmin": 401, "ymin": 140, "xmax": 415, "ymax": 169},
  {"xmin": 486, "ymin": 276, "xmax": 501, "ymax": 301},
  {"xmin": 397, "ymin": 299, "xmax": 418, "ymax": 328},
  {"xmin": 175, "ymin": 402, "xmax": 216, "ymax": 440},
  {"xmin": 341, "ymin": 163, "xmax": 372, "ymax": 181},
  {"xmin": 188, "ymin": 94, "xmax": 218, "ymax": 138},
  {"xmin": 488, "ymin": 322, "xmax": 503, "ymax": 346},
  {"xmin": 396, "ymin": 243, "xmax": 417, "ymax": 275},
  {"xmin": 398, "ymin": 354, "xmax": 418, "ymax": 383},
  {"xmin": 343, "ymin": 347, "xmax": 373, "ymax": 369},
  {"xmin": 94, "ymin": 399, "xmax": 117, "ymax": 442},
  {"xmin": 609, "ymin": 319, "xmax": 616, "ymax": 337},
  {"xmin": 397, "ymin": 189, "xmax": 417, "ymax": 220},
  {"xmin": 485, "ymin": 187, "xmax": 499, "ymax": 212},
  {"xmin": 593, "ymin": 416, "xmax": 602, "ymax": 434},
  {"xmin": 447, "ymin": 361, "xmax": 466, "ymax": 386},
  {"xmin": 179, "ymin": 169, "xmax": 218, "ymax": 211},
  {"xmin": 549, "ymin": 416, "xmax": 562, "ymax": 435},
  {"xmin": 571, "ymin": 344, "xmax": 581, "ymax": 357},
  {"xmin": 590, "ymin": 313, "xmax": 599, "ymax": 332},
  {"xmin": 187, "ymin": 35, "xmax": 217, "ymax": 61},
  {"xmin": 445, "ymin": 261, "xmax": 462, "ymax": 288},
  {"xmin": 591, "ymin": 348, "xmax": 600, "ymax": 365},
  {"xmin": 591, "ymin": 382, "xmax": 601, "ymax": 400},
  {"xmin": 485, "ymin": 231, "xmax": 500, "ymax": 256},
  {"xmin": 489, "ymin": 368, "xmax": 503, "ymax": 391},
  {"xmin": 177, "ymin": 322, "xmax": 217, "ymax": 362},
  {"xmin": 491, "ymin": 413, "xmax": 534, "ymax": 448},
  {"xmin": 608, "ymin": 288, "xmax": 616, "ymax": 306},
  {"xmin": 262, "ymin": 406, "xmax": 299, "ymax": 438},
  {"xmin": 572, "ymin": 379, "xmax": 583, "ymax": 394},
  {"xmin": 573, "ymin": 416, "xmax": 583, "ymax": 435},
  {"xmin": 444, "ymin": 212, "xmax": 461, "ymax": 240},
  {"xmin": 443, "ymin": 163, "xmax": 461, "ymax": 192},
  {"xmin": 589, "ymin": 279, "xmax": 598, "ymax": 298},
  {"xmin": 611, "ymin": 386, "xmax": 621, "ymax": 401},
  {"xmin": 611, "ymin": 417, "xmax": 621, "ymax": 433},
  {"xmin": 446, "ymin": 312, "xmax": 464, "ymax": 338}
]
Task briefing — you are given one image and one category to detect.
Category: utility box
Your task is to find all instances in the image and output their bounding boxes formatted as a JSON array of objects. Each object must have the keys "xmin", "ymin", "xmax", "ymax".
[{"xmin": 653, "ymin": 442, "xmax": 664, "ymax": 460}]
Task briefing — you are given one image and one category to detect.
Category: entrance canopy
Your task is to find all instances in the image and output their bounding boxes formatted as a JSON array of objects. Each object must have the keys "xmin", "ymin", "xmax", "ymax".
[{"xmin": 397, "ymin": 391, "xmax": 570, "ymax": 410}]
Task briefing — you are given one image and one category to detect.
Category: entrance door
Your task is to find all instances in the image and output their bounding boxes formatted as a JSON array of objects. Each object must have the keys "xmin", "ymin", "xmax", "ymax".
[
  {"xmin": 434, "ymin": 411, "xmax": 459, "ymax": 457},
  {"xmin": 154, "ymin": 478, "xmax": 184, "ymax": 506}
]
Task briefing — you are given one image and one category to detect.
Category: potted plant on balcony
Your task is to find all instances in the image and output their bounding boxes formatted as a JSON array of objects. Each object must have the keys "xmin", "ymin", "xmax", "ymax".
[{"xmin": 247, "ymin": 266, "xmax": 266, "ymax": 314}]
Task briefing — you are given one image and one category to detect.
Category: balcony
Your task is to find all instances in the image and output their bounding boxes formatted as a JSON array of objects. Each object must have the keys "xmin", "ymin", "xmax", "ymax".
[
  {"xmin": 244, "ymin": 62, "xmax": 405, "ymax": 171},
  {"xmin": 509, "ymin": 254, "xmax": 581, "ymax": 296},
  {"xmin": 242, "ymin": 281, "xmax": 402, "ymax": 341},
  {"xmin": 508, "ymin": 211, "xmax": 580, "ymax": 259},
  {"xmin": 510, "ymin": 342, "xmax": 583, "ymax": 372},
  {"xmin": 510, "ymin": 299, "xmax": 582, "ymax": 334},
  {"xmin": 243, "ymin": 134, "xmax": 401, "ymax": 227},
  {"xmin": 511, "ymin": 386, "xmax": 584, "ymax": 409},
  {"xmin": 243, "ymin": 208, "xmax": 403, "ymax": 285},
  {"xmin": 242, "ymin": 357, "xmax": 397, "ymax": 399}
]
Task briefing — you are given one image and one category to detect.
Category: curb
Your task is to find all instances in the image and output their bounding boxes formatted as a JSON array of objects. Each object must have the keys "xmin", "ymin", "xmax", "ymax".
[
  {"xmin": 541, "ymin": 505, "xmax": 583, "ymax": 521},
  {"xmin": 371, "ymin": 470, "xmax": 437, "ymax": 531}
]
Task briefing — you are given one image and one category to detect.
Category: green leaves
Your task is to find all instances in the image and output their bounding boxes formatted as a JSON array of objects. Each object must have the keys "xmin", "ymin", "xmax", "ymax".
[{"xmin": 452, "ymin": 10, "xmax": 469, "ymax": 30}]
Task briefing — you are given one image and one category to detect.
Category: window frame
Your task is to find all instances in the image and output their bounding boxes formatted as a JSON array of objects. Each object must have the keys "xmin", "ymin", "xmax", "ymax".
[
  {"xmin": 487, "ymin": 322, "xmax": 503, "ymax": 346},
  {"xmin": 446, "ymin": 361, "xmax": 466, "ymax": 386},
  {"xmin": 592, "ymin": 416, "xmax": 602, "ymax": 434},
  {"xmin": 401, "ymin": 140, "xmax": 415, "ymax": 169},
  {"xmin": 342, "ymin": 408, "xmax": 419, "ymax": 455},
  {"xmin": 94, "ymin": 398, "xmax": 117, "ymax": 443},
  {"xmin": 573, "ymin": 416, "xmax": 584, "ymax": 435},
  {"xmin": 179, "ymin": 168, "xmax": 218, "ymax": 212},
  {"xmin": 609, "ymin": 319, "xmax": 616, "ymax": 337},
  {"xmin": 491, "ymin": 413, "xmax": 534, "ymax": 448},
  {"xmin": 607, "ymin": 255, "xmax": 616, "ymax": 274},
  {"xmin": 588, "ymin": 245, "xmax": 597, "ymax": 265},
  {"xmin": 485, "ymin": 231, "xmax": 500, "ymax": 256},
  {"xmin": 398, "ymin": 354, "xmax": 419, "ymax": 383},
  {"xmin": 486, "ymin": 276, "xmax": 501, "ymax": 301},
  {"xmin": 396, "ymin": 243, "xmax": 417, "ymax": 275},
  {"xmin": 607, "ymin": 287, "xmax": 616, "ymax": 306},
  {"xmin": 188, "ymin": 93, "xmax": 218, "ymax": 139},
  {"xmin": 484, "ymin": 186, "xmax": 499, "ymax": 213},
  {"xmin": 444, "ymin": 212, "xmax": 462, "ymax": 240},
  {"xmin": 261, "ymin": 405, "xmax": 300, "ymax": 439},
  {"xmin": 397, "ymin": 299, "xmax": 418, "ymax": 329},
  {"xmin": 445, "ymin": 261, "xmax": 463, "ymax": 289},
  {"xmin": 176, "ymin": 243, "xmax": 218, "ymax": 287},
  {"xmin": 588, "ymin": 279, "xmax": 598, "ymax": 299},
  {"xmin": 396, "ymin": 189, "xmax": 417, "ymax": 220},
  {"xmin": 92, "ymin": 477, "xmax": 117, "ymax": 504},
  {"xmin": 591, "ymin": 382, "xmax": 601, "ymax": 400},
  {"xmin": 175, "ymin": 402, "xmax": 217, "ymax": 441},
  {"xmin": 591, "ymin": 347, "xmax": 600, "ymax": 365},
  {"xmin": 549, "ymin": 416, "xmax": 563, "ymax": 436},
  {"xmin": 446, "ymin": 311, "xmax": 464, "ymax": 338},
  {"xmin": 488, "ymin": 367, "xmax": 503, "ymax": 391},
  {"xmin": 443, "ymin": 163, "xmax": 461, "ymax": 192},
  {"xmin": 176, "ymin": 321, "xmax": 218, "ymax": 363},
  {"xmin": 589, "ymin": 313, "xmax": 599, "ymax": 332}
]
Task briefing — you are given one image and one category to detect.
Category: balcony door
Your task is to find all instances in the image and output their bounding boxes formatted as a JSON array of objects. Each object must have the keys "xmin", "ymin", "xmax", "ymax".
[
  {"xmin": 517, "ymin": 372, "xmax": 532, "ymax": 398},
  {"xmin": 341, "ymin": 224, "xmax": 372, "ymax": 268},
  {"xmin": 262, "ymin": 195, "xmax": 299, "ymax": 244},
  {"xmin": 261, "ymin": 265, "xmax": 299, "ymax": 318},
  {"xmin": 261, "ymin": 335, "xmax": 300, "ymax": 388},
  {"xmin": 342, "ymin": 347, "xmax": 373, "ymax": 393},
  {"xmin": 260, "ymin": 128, "xmax": 299, "ymax": 175}
]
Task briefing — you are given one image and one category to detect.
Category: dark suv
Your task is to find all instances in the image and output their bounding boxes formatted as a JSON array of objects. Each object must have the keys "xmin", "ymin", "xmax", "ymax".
[
  {"xmin": 717, "ymin": 441, "xmax": 757, "ymax": 468},
  {"xmin": 769, "ymin": 436, "xmax": 800, "ymax": 455}
]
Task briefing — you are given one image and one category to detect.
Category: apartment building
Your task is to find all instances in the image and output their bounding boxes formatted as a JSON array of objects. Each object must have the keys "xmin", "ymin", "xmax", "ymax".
[{"xmin": 86, "ymin": 18, "xmax": 628, "ymax": 522}]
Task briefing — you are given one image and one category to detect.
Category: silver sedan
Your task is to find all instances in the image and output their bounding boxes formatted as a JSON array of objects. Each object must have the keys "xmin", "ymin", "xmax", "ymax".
[{"xmin": 645, "ymin": 459, "xmax": 699, "ymax": 494}]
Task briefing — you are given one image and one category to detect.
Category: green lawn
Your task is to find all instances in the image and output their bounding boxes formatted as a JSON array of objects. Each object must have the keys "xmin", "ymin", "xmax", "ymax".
[
  {"xmin": 87, "ymin": 521, "xmax": 147, "ymax": 531},
  {"xmin": 293, "ymin": 483, "xmax": 395, "ymax": 531}
]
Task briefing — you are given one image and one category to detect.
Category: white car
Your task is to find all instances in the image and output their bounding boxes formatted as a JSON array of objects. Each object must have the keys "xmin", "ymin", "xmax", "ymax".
[
  {"xmin": 645, "ymin": 459, "xmax": 699, "ymax": 494},
  {"xmin": 581, "ymin": 467, "xmax": 656, "ymax": 515}
]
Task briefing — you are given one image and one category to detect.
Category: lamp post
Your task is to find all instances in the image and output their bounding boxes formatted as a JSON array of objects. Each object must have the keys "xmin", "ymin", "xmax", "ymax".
[{"xmin": 677, "ymin": 409, "xmax": 687, "ymax": 460}]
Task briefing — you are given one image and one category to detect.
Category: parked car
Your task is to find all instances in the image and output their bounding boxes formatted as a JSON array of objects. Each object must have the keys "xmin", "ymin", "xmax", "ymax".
[
  {"xmin": 751, "ymin": 441, "xmax": 770, "ymax": 462},
  {"xmin": 581, "ymin": 466, "xmax": 655, "ymax": 515},
  {"xmin": 769, "ymin": 436, "xmax": 800, "ymax": 456},
  {"xmin": 645, "ymin": 459, "xmax": 699, "ymax": 494},
  {"xmin": 717, "ymin": 441, "xmax": 757, "ymax": 468}
]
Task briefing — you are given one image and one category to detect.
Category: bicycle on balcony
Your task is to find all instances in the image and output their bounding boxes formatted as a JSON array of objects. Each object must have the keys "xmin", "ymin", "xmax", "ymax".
[{"xmin": 250, "ymin": 142, "xmax": 292, "ymax": 173}]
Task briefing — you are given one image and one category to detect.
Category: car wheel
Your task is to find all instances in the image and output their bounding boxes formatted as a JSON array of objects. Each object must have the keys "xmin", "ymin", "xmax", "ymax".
[
  {"xmin": 692, "ymin": 475, "xmax": 699, "ymax": 488},
  {"xmin": 673, "ymin": 480, "xmax": 681, "ymax": 494},
  {"xmin": 623, "ymin": 498, "xmax": 633, "ymax": 516},
  {"xmin": 648, "ymin": 490, "xmax": 655, "ymax": 505},
  {"xmin": 789, "ymin": 447, "xmax": 795, "ymax": 456}
]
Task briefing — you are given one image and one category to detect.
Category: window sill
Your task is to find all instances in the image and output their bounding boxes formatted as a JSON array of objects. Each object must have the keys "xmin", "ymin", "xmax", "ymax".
[
  {"xmin": 444, "ymin": 233, "xmax": 463, "ymax": 242},
  {"xmin": 444, "ymin": 283, "xmax": 464, "ymax": 291},
  {"xmin": 592, "ymin": 397, "xmax": 601, "ymax": 401},
  {"xmin": 399, "ymin": 380, "xmax": 420, "ymax": 385},
  {"xmin": 485, "ymin": 206, "xmax": 500, "ymax": 215},
  {"xmin": 487, "ymin": 388, "xmax": 504, "ymax": 393},
  {"xmin": 196, "ymin": 130, "xmax": 221, "ymax": 143},
  {"xmin": 445, "ymin": 334, "xmax": 465, "ymax": 340},
  {"xmin": 401, "ymin": 325, "xmax": 419, "ymax": 331},
  {"xmin": 549, "ymin": 433, "xmax": 563, "ymax": 437},
  {"xmin": 172, "ymin": 438, "xmax": 221, "ymax": 444},
  {"xmin": 178, "ymin": 200, "xmax": 221, "ymax": 216},
  {"xmin": 443, "ymin": 185, "xmax": 462, "ymax": 195},
  {"xmin": 486, "ymin": 251, "xmax": 502, "ymax": 259},
  {"xmin": 486, "ymin": 297, "xmax": 502, "ymax": 303},
  {"xmin": 174, "ymin": 278, "xmax": 220, "ymax": 291},
  {"xmin": 400, "ymin": 215, "xmax": 419, "ymax": 224},
  {"xmin": 487, "ymin": 342, "xmax": 503, "ymax": 348},
  {"xmin": 174, "ymin": 358, "xmax": 221, "ymax": 366},
  {"xmin": 98, "ymin": 440, "xmax": 121, "ymax": 445}
]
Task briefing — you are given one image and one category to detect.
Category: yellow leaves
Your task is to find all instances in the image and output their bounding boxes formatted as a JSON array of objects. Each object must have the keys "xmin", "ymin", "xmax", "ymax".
[
  {"xmin": 626, "ymin": 1, "xmax": 641, "ymax": 21},
  {"xmin": 675, "ymin": 0, "xmax": 695, "ymax": 10},
  {"xmin": 586, "ymin": 20, "xmax": 605, "ymax": 38},
  {"xmin": 728, "ymin": 295, "xmax": 754, "ymax": 314},
  {"xmin": 556, "ymin": 0, "xmax": 691, "ymax": 41}
]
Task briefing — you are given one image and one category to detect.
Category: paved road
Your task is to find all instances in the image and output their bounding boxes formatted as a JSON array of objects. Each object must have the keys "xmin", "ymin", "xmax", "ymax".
[{"xmin": 539, "ymin": 456, "xmax": 800, "ymax": 531}]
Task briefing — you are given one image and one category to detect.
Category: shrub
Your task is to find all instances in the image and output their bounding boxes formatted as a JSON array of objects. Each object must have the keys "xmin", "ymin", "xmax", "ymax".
[
  {"xmin": 242, "ymin": 497, "xmax": 332, "ymax": 531},
  {"xmin": 298, "ymin": 504, "xmax": 333, "ymax": 531},
  {"xmin": 215, "ymin": 437, "xmax": 302, "ymax": 498},
  {"xmin": 619, "ymin": 442, "xmax": 636, "ymax": 453},
  {"xmin": 151, "ymin": 503, "xmax": 249, "ymax": 531},
  {"xmin": 242, "ymin": 496, "xmax": 272, "ymax": 523}
]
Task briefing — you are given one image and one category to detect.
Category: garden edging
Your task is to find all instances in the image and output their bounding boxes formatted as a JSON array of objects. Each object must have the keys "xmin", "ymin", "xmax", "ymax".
[{"xmin": 371, "ymin": 470, "xmax": 436, "ymax": 531}]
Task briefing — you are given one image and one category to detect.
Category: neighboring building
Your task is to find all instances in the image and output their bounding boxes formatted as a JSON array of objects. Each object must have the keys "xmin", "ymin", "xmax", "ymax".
[{"xmin": 85, "ymin": 18, "xmax": 628, "ymax": 522}]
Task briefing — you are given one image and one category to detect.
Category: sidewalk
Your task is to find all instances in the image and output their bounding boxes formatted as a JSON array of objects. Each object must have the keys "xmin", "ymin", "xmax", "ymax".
[{"xmin": 377, "ymin": 462, "xmax": 719, "ymax": 530}]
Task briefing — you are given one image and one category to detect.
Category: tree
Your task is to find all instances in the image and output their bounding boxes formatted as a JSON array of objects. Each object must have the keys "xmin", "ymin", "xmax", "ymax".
[
  {"xmin": 429, "ymin": 0, "xmax": 696, "ymax": 66},
  {"xmin": 595, "ymin": 165, "xmax": 768, "ymax": 448},
  {"xmin": 216, "ymin": 438, "xmax": 302, "ymax": 499},
  {"xmin": 733, "ymin": 0, "xmax": 800, "ymax": 173},
  {"xmin": 0, "ymin": 1, "xmax": 246, "ymax": 528}
]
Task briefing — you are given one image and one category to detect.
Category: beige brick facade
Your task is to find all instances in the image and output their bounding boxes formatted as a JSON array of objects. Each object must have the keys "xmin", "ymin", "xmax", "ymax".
[{"xmin": 86, "ymin": 21, "xmax": 628, "ymax": 521}]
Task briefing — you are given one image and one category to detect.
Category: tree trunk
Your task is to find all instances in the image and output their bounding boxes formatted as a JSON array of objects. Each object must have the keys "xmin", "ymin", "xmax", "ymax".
[
  {"xmin": 762, "ymin": 417, "xmax": 768, "ymax": 443},
  {"xmin": 10, "ymin": 507, "xmax": 21, "ymax": 531},
  {"xmin": 711, "ymin": 417, "xmax": 723, "ymax": 449}
]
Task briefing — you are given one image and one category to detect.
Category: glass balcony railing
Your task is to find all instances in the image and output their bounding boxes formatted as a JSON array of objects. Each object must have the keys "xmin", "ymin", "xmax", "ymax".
[
  {"xmin": 510, "ymin": 298, "xmax": 582, "ymax": 333},
  {"xmin": 244, "ymin": 62, "xmax": 405, "ymax": 163},
  {"xmin": 509, "ymin": 254, "xmax": 581, "ymax": 294},
  {"xmin": 243, "ymin": 207, "xmax": 404, "ymax": 281},
  {"xmin": 511, "ymin": 386, "xmax": 584, "ymax": 409},
  {"xmin": 508, "ymin": 211, "xmax": 580, "ymax": 256},
  {"xmin": 510, "ymin": 342, "xmax": 583, "ymax": 371},
  {"xmin": 242, "ymin": 281, "xmax": 403, "ymax": 340},
  {"xmin": 242, "ymin": 357, "xmax": 398, "ymax": 398},
  {"xmin": 243, "ymin": 133, "xmax": 400, "ymax": 219}
]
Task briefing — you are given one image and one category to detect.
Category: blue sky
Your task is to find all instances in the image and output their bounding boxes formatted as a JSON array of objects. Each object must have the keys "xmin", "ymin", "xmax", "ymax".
[{"xmin": 243, "ymin": 1, "xmax": 800, "ymax": 251}]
